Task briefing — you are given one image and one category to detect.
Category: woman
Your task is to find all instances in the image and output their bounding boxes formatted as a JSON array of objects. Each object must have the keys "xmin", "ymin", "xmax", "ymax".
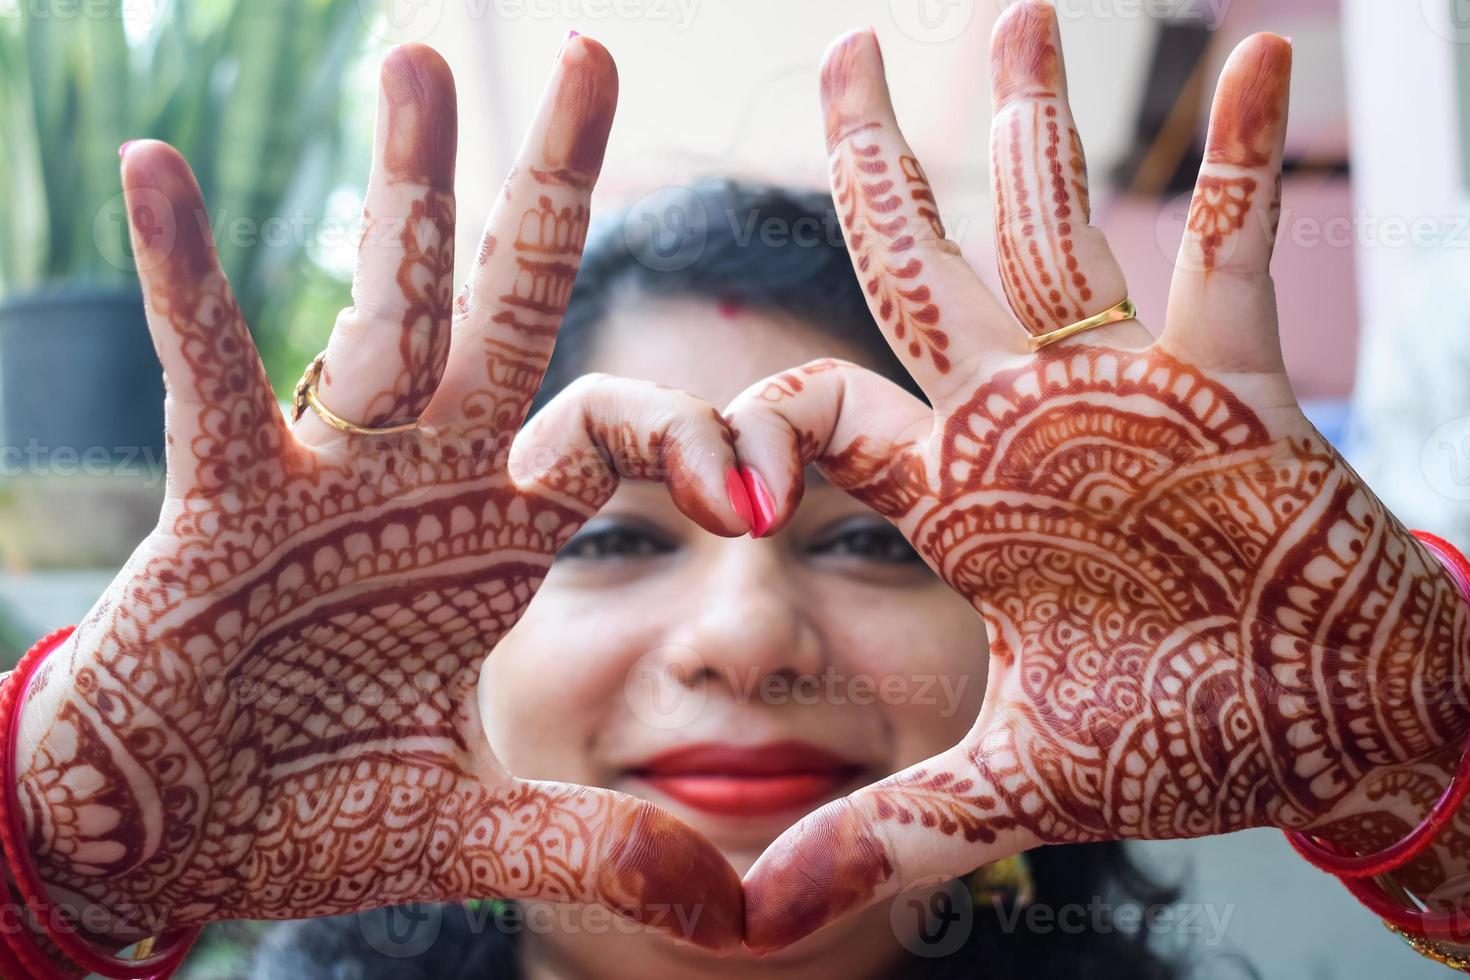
[
  {"xmin": 5, "ymin": 4, "xmax": 1468, "ymax": 979},
  {"xmin": 248, "ymin": 177, "xmax": 1186, "ymax": 978}
]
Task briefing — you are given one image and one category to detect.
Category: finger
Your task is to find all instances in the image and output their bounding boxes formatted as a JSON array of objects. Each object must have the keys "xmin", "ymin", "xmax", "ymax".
[
  {"xmin": 989, "ymin": 1, "xmax": 1147, "ymax": 348},
  {"xmin": 743, "ymin": 740, "xmax": 1036, "ymax": 953},
  {"xmin": 423, "ymin": 34, "xmax": 617, "ymax": 442},
  {"xmin": 510, "ymin": 375, "xmax": 751, "ymax": 537},
  {"xmin": 1162, "ymin": 34, "xmax": 1292, "ymax": 372},
  {"xmin": 819, "ymin": 29, "xmax": 1016, "ymax": 408},
  {"xmin": 296, "ymin": 44, "xmax": 457, "ymax": 447},
  {"xmin": 723, "ymin": 359, "xmax": 931, "ymax": 539},
  {"xmin": 120, "ymin": 140, "xmax": 287, "ymax": 498},
  {"xmin": 463, "ymin": 781, "xmax": 743, "ymax": 951}
]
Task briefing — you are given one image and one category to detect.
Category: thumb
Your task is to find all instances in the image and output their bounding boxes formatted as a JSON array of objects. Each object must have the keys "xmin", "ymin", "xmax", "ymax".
[
  {"xmin": 455, "ymin": 780, "xmax": 744, "ymax": 952},
  {"xmin": 741, "ymin": 738, "xmax": 1036, "ymax": 952}
]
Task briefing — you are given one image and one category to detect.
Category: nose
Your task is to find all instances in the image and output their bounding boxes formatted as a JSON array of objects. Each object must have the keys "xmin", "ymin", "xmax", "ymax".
[{"xmin": 663, "ymin": 538, "xmax": 825, "ymax": 693}]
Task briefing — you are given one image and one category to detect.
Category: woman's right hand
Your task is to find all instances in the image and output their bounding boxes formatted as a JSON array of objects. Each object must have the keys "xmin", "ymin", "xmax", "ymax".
[{"xmin": 13, "ymin": 38, "xmax": 746, "ymax": 951}]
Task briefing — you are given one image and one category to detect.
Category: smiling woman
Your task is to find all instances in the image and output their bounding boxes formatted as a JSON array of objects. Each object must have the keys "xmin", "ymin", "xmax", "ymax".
[{"xmin": 252, "ymin": 177, "xmax": 1185, "ymax": 980}]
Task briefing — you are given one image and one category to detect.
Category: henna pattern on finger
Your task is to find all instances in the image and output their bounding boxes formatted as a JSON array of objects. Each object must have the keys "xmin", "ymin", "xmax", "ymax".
[
  {"xmin": 1186, "ymin": 176, "xmax": 1257, "ymax": 272},
  {"xmin": 493, "ymin": 197, "xmax": 588, "ymax": 340},
  {"xmin": 992, "ymin": 109, "xmax": 1093, "ymax": 335},
  {"xmin": 362, "ymin": 189, "xmax": 457, "ymax": 426},
  {"xmin": 821, "ymin": 33, "xmax": 954, "ymax": 375},
  {"xmin": 829, "ymin": 125, "xmax": 950, "ymax": 373},
  {"xmin": 1183, "ymin": 37, "xmax": 1291, "ymax": 275}
]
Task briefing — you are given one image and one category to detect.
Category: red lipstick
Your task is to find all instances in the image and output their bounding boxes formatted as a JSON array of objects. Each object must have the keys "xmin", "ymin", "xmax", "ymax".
[{"xmin": 631, "ymin": 741, "xmax": 865, "ymax": 818}]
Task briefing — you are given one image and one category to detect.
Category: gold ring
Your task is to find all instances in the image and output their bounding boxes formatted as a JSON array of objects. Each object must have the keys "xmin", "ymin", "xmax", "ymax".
[
  {"xmin": 1027, "ymin": 297, "xmax": 1137, "ymax": 352},
  {"xmin": 291, "ymin": 352, "xmax": 418, "ymax": 436}
]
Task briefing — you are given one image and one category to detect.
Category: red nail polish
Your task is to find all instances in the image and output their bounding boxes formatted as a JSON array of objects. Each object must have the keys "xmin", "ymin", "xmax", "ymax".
[
  {"xmin": 741, "ymin": 467, "xmax": 776, "ymax": 539},
  {"xmin": 726, "ymin": 467, "xmax": 754, "ymax": 529},
  {"xmin": 118, "ymin": 140, "xmax": 136, "ymax": 159}
]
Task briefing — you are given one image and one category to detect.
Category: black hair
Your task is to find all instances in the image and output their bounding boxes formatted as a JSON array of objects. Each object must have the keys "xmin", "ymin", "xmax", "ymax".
[
  {"xmin": 230, "ymin": 179, "xmax": 1242, "ymax": 980},
  {"xmin": 528, "ymin": 178, "xmax": 924, "ymax": 418}
]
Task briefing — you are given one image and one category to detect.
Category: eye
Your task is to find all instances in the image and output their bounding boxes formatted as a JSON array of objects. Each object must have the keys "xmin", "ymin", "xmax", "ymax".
[
  {"xmin": 559, "ymin": 517, "xmax": 676, "ymax": 562},
  {"xmin": 807, "ymin": 517, "xmax": 923, "ymax": 566}
]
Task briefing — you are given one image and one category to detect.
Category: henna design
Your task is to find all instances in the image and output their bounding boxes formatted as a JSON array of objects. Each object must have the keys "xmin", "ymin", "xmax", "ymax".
[
  {"xmin": 830, "ymin": 347, "xmax": 1470, "ymax": 848},
  {"xmin": 870, "ymin": 767, "xmax": 1013, "ymax": 844},
  {"xmin": 492, "ymin": 196, "xmax": 588, "ymax": 340},
  {"xmin": 1186, "ymin": 176, "xmax": 1257, "ymax": 272},
  {"xmin": 358, "ymin": 190, "xmax": 457, "ymax": 426},
  {"xmin": 992, "ymin": 108, "xmax": 1093, "ymax": 335},
  {"xmin": 17, "ymin": 90, "xmax": 743, "ymax": 949},
  {"xmin": 16, "ymin": 256, "xmax": 738, "ymax": 936},
  {"xmin": 829, "ymin": 126, "xmax": 950, "ymax": 373}
]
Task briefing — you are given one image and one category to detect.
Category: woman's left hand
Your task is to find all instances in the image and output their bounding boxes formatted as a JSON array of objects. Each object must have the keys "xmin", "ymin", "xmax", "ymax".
[{"xmin": 729, "ymin": 3, "xmax": 1470, "ymax": 951}]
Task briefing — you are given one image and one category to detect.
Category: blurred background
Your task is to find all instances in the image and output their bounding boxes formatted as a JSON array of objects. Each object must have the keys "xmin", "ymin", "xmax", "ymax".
[{"xmin": 0, "ymin": 0, "xmax": 1467, "ymax": 976}]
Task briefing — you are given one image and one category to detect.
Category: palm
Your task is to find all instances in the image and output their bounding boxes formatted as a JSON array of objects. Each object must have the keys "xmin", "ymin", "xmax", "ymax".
[
  {"xmin": 17, "ymin": 40, "xmax": 742, "ymax": 950},
  {"xmin": 737, "ymin": 6, "xmax": 1468, "ymax": 951},
  {"xmin": 921, "ymin": 347, "xmax": 1406, "ymax": 843}
]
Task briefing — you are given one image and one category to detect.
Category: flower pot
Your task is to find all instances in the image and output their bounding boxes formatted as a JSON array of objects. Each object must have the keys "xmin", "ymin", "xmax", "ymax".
[{"xmin": 0, "ymin": 286, "xmax": 165, "ymax": 568}]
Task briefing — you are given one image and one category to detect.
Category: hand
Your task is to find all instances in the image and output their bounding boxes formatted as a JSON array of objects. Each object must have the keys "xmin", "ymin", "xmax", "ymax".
[
  {"xmin": 731, "ymin": 4, "xmax": 1470, "ymax": 950},
  {"xmin": 15, "ymin": 39, "xmax": 746, "ymax": 950}
]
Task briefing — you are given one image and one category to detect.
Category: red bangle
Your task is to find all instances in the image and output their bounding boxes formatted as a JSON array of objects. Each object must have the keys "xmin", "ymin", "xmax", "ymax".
[
  {"xmin": 0, "ymin": 627, "xmax": 201, "ymax": 979},
  {"xmin": 1284, "ymin": 530, "xmax": 1470, "ymax": 879},
  {"xmin": 1338, "ymin": 871, "xmax": 1470, "ymax": 943}
]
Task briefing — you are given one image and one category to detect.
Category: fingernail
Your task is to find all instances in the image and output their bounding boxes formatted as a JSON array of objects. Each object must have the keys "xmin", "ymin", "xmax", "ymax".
[
  {"xmin": 118, "ymin": 140, "xmax": 136, "ymax": 159},
  {"xmin": 567, "ymin": 29, "xmax": 580, "ymax": 39},
  {"xmin": 741, "ymin": 467, "xmax": 777, "ymax": 539},
  {"xmin": 725, "ymin": 467, "xmax": 754, "ymax": 530}
]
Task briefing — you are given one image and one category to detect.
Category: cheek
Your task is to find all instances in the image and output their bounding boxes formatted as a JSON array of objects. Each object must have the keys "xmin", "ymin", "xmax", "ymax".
[
  {"xmin": 477, "ymin": 583, "xmax": 658, "ymax": 780},
  {"xmin": 823, "ymin": 590, "xmax": 987, "ymax": 758}
]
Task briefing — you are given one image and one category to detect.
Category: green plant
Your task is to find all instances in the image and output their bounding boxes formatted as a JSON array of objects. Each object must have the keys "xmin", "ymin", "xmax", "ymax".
[{"xmin": 0, "ymin": 0, "xmax": 373, "ymax": 389}]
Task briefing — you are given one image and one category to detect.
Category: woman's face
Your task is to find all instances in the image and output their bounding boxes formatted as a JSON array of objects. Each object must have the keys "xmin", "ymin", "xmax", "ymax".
[{"xmin": 479, "ymin": 293, "xmax": 986, "ymax": 972}]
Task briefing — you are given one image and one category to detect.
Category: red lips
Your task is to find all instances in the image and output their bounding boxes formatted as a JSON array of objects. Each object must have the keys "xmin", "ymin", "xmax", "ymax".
[{"xmin": 630, "ymin": 741, "xmax": 865, "ymax": 818}]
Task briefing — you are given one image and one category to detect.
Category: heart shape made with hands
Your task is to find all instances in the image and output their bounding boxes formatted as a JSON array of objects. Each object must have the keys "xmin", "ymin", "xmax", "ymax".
[{"xmin": 16, "ymin": 7, "xmax": 1470, "ymax": 962}]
